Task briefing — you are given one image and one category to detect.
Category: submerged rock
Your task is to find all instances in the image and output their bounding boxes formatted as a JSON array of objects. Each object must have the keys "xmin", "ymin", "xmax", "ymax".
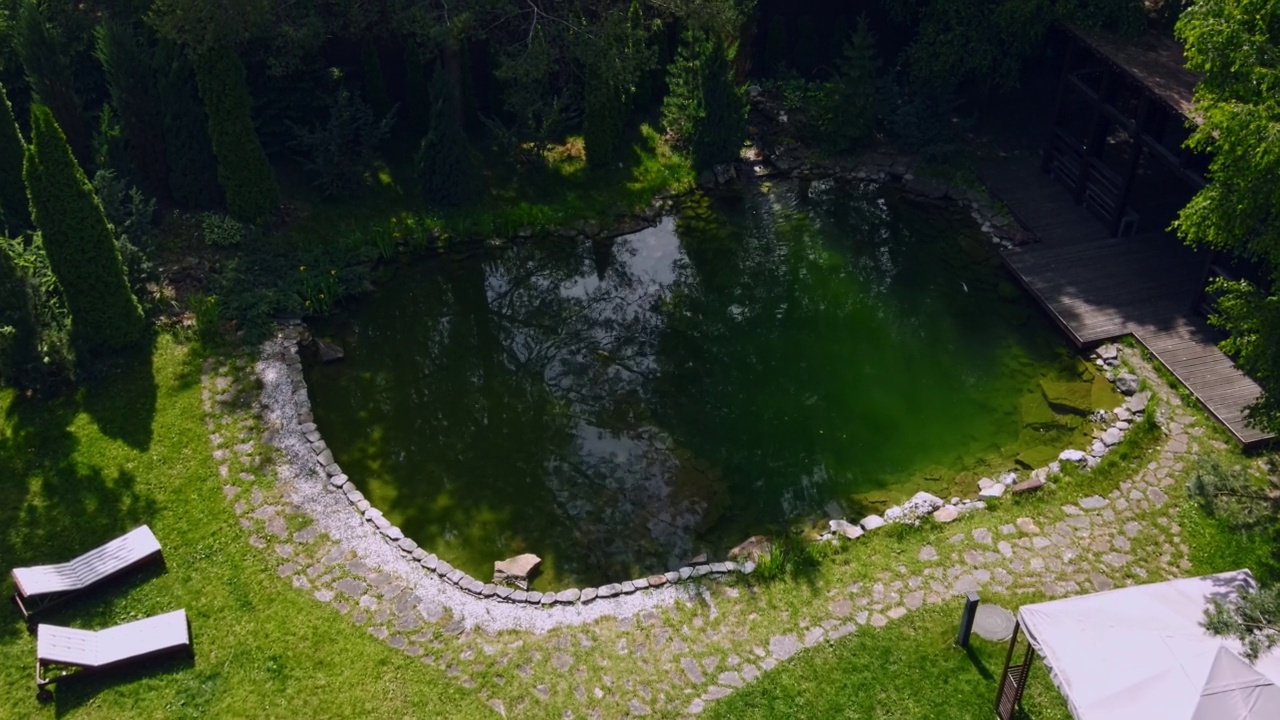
[
  {"xmin": 728, "ymin": 535, "xmax": 772, "ymax": 563},
  {"xmin": 1040, "ymin": 380, "xmax": 1094, "ymax": 415},
  {"xmin": 315, "ymin": 338, "xmax": 345, "ymax": 363}
]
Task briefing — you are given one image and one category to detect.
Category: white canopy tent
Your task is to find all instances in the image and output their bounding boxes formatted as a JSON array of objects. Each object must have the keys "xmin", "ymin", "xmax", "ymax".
[{"xmin": 996, "ymin": 570, "xmax": 1280, "ymax": 720}]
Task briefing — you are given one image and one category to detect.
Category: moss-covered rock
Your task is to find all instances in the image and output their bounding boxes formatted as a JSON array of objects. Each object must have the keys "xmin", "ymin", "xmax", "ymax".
[
  {"xmin": 1016, "ymin": 446, "xmax": 1059, "ymax": 470},
  {"xmin": 1019, "ymin": 391, "xmax": 1060, "ymax": 429}
]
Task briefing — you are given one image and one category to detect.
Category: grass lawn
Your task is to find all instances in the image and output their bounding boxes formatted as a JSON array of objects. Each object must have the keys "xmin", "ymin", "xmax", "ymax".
[
  {"xmin": 704, "ymin": 601, "xmax": 1071, "ymax": 720},
  {"xmin": 0, "ymin": 335, "xmax": 477, "ymax": 718}
]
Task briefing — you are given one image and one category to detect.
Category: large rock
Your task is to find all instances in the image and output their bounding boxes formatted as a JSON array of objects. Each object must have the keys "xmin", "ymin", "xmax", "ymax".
[
  {"xmin": 1124, "ymin": 391, "xmax": 1151, "ymax": 413},
  {"xmin": 1115, "ymin": 373, "xmax": 1140, "ymax": 395},
  {"xmin": 712, "ymin": 163, "xmax": 738, "ymax": 186},
  {"xmin": 932, "ymin": 505, "xmax": 960, "ymax": 523},
  {"xmin": 316, "ymin": 338, "xmax": 345, "ymax": 363},
  {"xmin": 858, "ymin": 515, "xmax": 886, "ymax": 531},
  {"xmin": 1101, "ymin": 427, "xmax": 1123, "ymax": 446},
  {"xmin": 1058, "ymin": 449, "xmax": 1087, "ymax": 464},
  {"xmin": 829, "ymin": 519, "xmax": 864, "ymax": 540},
  {"xmin": 978, "ymin": 483, "xmax": 1006, "ymax": 499},
  {"xmin": 494, "ymin": 553, "xmax": 541, "ymax": 588},
  {"xmin": 728, "ymin": 536, "xmax": 772, "ymax": 563}
]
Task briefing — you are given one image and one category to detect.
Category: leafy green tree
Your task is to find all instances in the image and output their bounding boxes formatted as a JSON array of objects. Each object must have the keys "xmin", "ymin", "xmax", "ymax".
[
  {"xmin": 155, "ymin": 39, "xmax": 222, "ymax": 209},
  {"xmin": 96, "ymin": 19, "xmax": 170, "ymax": 202},
  {"xmin": 764, "ymin": 15, "xmax": 788, "ymax": 75},
  {"xmin": 23, "ymin": 105, "xmax": 145, "ymax": 357},
  {"xmin": 418, "ymin": 65, "xmax": 479, "ymax": 207},
  {"xmin": 14, "ymin": 0, "xmax": 92, "ymax": 168},
  {"xmin": 1174, "ymin": 0, "xmax": 1280, "ymax": 429},
  {"xmin": 191, "ymin": 42, "xmax": 279, "ymax": 222},
  {"xmin": 291, "ymin": 86, "xmax": 395, "ymax": 199},
  {"xmin": 0, "ymin": 237, "xmax": 42, "ymax": 389},
  {"xmin": 0, "ymin": 83, "xmax": 30, "ymax": 232},
  {"xmin": 663, "ymin": 28, "xmax": 746, "ymax": 172}
]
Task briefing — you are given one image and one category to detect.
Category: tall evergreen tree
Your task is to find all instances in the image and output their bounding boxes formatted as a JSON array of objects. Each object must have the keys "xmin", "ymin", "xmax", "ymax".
[
  {"xmin": 663, "ymin": 29, "xmax": 746, "ymax": 172},
  {"xmin": 404, "ymin": 46, "xmax": 430, "ymax": 137},
  {"xmin": 96, "ymin": 19, "xmax": 170, "ymax": 202},
  {"xmin": 584, "ymin": 58, "xmax": 628, "ymax": 171},
  {"xmin": 418, "ymin": 65, "xmax": 479, "ymax": 207},
  {"xmin": 794, "ymin": 15, "xmax": 820, "ymax": 75},
  {"xmin": 0, "ymin": 83, "xmax": 30, "ymax": 232},
  {"xmin": 14, "ymin": 0, "xmax": 92, "ymax": 169},
  {"xmin": 765, "ymin": 15, "xmax": 788, "ymax": 75},
  {"xmin": 23, "ymin": 105, "xmax": 144, "ymax": 357},
  {"xmin": 361, "ymin": 39, "xmax": 391, "ymax": 119},
  {"xmin": 191, "ymin": 42, "xmax": 279, "ymax": 222},
  {"xmin": 155, "ymin": 39, "xmax": 221, "ymax": 209},
  {"xmin": 827, "ymin": 18, "xmax": 879, "ymax": 151}
]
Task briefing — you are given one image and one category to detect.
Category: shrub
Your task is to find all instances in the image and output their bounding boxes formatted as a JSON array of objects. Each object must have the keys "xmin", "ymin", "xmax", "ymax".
[
  {"xmin": 23, "ymin": 105, "xmax": 145, "ymax": 357},
  {"xmin": 192, "ymin": 42, "xmax": 279, "ymax": 222},
  {"xmin": 825, "ymin": 18, "xmax": 879, "ymax": 152},
  {"xmin": 201, "ymin": 212, "xmax": 245, "ymax": 247},
  {"xmin": 0, "ymin": 237, "xmax": 41, "ymax": 389},
  {"xmin": 290, "ymin": 82, "xmax": 395, "ymax": 199},
  {"xmin": 92, "ymin": 169, "xmax": 158, "ymax": 303}
]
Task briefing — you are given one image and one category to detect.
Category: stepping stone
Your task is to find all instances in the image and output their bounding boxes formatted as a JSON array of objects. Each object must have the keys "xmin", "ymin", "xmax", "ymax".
[
  {"xmin": 681, "ymin": 657, "xmax": 704, "ymax": 683},
  {"xmin": 1015, "ymin": 517, "xmax": 1040, "ymax": 534},
  {"xmin": 717, "ymin": 671, "xmax": 743, "ymax": 688},
  {"xmin": 829, "ymin": 599, "xmax": 853, "ymax": 617},
  {"xmin": 972, "ymin": 528, "xmax": 993, "ymax": 545},
  {"xmin": 803, "ymin": 627, "xmax": 825, "ymax": 646},
  {"xmin": 769, "ymin": 634, "xmax": 802, "ymax": 661},
  {"xmin": 918, "ymin": 545, "xmax": 938, "ymax": 561},
  {"xmin": 886, "ymin": 606, "xmax": 907, "ymax": 620},
  {"xmin": 869, "ymin": 613, "xmax": 888, "ymax": 628},
  {"xmin": 974, "ymin": 605, "xmax": 1016, "ymax": 641},
  {"xmin": 1079, "ymin": 495, "xmax": 1109, "ymax": 510}
]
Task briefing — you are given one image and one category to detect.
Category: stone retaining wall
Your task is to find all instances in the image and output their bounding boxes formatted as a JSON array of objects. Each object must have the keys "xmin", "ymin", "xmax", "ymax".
[{"xmin": 267, "ymin": 324, "xmax": 756, "ymax": 608}]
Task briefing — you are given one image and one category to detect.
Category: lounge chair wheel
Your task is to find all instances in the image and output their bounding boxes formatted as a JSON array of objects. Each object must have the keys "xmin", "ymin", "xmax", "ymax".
[{"xmin": 36, "ymin": 688, "xmax": 53, "ymax": 703}]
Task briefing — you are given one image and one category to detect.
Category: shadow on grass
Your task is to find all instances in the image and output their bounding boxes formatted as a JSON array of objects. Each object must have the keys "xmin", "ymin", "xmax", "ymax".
[
  {"xmin": 0, "ymin": 379, "xmax": 160, "ymax": 644},
  {"xmin": 50, "ymin": 649, "xmax": 196, "ymax": 716},
  {"xmin": 80, "ymin": 340, "xmax": 158, "ymax": 451},
  {"xmin": 965, "ymin": 644, "xmax": 995, "ymax": 681}
]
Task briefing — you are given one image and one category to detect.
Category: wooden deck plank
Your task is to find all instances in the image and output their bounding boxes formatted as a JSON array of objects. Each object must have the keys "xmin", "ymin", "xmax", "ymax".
[{"xmin": 984, "ymin": 157, "xmax": 1273, "ymax": 447}]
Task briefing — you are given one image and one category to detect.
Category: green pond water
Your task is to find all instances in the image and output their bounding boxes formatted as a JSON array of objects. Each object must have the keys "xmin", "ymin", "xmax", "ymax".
[{"xmin": 305, "ymin": 180, "xmax": 1118, "ymax": 589}]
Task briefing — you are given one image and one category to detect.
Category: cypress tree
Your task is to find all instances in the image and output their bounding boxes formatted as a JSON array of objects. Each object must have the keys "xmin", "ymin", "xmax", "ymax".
[
  {"xmin": 404, "ymin": 46, "xmax": 430, "ymax": 137},
  {"xmin": 14, "ymin": 0, "xmax": 92, "ymax": 169},
  {"xmin": 0, "ymin": 83, "xmax": 31, "ymax": 232},
  {"xmin": 418, "ymin": 66, "xmax": 479, "ymax": 207},
  {"xmin": 191, "ymin": 42, "xmax": 279, "ymax": 222},
  {"xmin": 794, "ymin": 15, "xmax": 820, "ymax": 75},
  {"xmin": 155, "ymin": 39, "xmax": 221, "ymax": 209},
  {"xmin": 828, "ymin": 18, "xmax": 879, "ymax": 151},
  {"xmin": 96, "ymin": 19, "xmax": 170, "ymax": 202},
  {"xmin": 765, "ymin": 15, "xmax": 788, "ymax": 75},
  {"xmin": 584, "ymin": 57, "xmax": 628, "ymax": 171},
  {"xmin": 361, "ymin": 39, "xmax": 391, "ymax": 119},
  {"xmin": 23, "ymin": 105, "xmax": 144, "ymax": 356},
  {"xmin": 0, "ymin": 238, "xmax": 41, "ymax": 389},
  {"xmin": 663, "ymin": 29, "xmax": 746, "ymax": 172}
]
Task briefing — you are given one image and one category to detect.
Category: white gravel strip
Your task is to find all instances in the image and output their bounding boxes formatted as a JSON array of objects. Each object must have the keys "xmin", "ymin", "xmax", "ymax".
[{"xmin": 254, "ymin": 333, "xmax": 682, "ymax": 634}]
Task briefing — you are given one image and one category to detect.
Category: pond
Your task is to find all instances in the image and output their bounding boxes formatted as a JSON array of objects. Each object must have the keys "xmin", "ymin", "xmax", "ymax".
[{"xmin": 305, "ymin": 180, "xmax": 1117, "ymax": 590}]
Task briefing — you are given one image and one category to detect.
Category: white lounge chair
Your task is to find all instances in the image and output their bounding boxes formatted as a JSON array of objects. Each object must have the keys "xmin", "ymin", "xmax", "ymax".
[
  {"xmin": 35, "ymin": 609, "xmax": 191, "ymax": 701},
  {"xmin": 10, "ymin": 525, "xmax": 163, "ymax": 619}
]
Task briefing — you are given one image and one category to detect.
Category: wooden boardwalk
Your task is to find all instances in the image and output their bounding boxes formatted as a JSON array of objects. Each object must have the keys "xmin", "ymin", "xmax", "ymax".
[{"xmin": 981, "ymin": 157, "xmax": 1273, "ymax": 447}]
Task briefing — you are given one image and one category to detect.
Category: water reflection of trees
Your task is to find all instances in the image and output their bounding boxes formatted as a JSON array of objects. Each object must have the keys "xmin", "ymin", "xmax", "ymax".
[{"xmin": 322, "ymin": 183, "xmax": 1026, "ymax": 584}]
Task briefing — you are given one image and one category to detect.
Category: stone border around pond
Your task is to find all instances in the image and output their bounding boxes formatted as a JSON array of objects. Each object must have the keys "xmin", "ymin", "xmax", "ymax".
[
  {"xmin": 268, "ymin": 323, "xmax": 757, "ymax": 609},
  {"xmin": 817, "ymin": 342, "xmax": 1154, "ymax": 540}
]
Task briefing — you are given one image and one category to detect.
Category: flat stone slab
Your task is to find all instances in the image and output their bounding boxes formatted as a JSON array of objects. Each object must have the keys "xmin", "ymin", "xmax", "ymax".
[
  {"xmin": 769, "ymin": 633, "xmax": 802, "ymax": 661},
  {"xmin": 974, "ymin": 604, "xmax": 1017, "ymax": 641}
]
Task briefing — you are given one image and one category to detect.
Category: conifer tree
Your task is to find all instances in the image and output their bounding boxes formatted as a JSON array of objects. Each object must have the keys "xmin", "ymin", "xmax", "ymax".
[
  {"xmin": 404, "ymin": 46, "xmax": 430, "ymax": 137},
  {"xmin": 827, "ymin": 18, "xmax": 879, "ymax": 151},
  {"xmin": 584, "ymin": 58, "xmax": 628, "ymax": 171},
  {"xmin": 191, "ymin": 42, "xmax": 279, "ymax": 222},
  {"xmin": 794, "ymin": 15, "xmax": 820, "ymax": 75},
  {"xmin": 0, "ymin": 83, "xmax": 31, "ymax": 232},
  {"xmin": 765, "ymin": 15, "xmax": 788, "ymax": 75},
  {"xmin": 418, "ymin": 66, "xmax": 479, "ymax": 207},
  {"xmin": 23, "ymin": 105, "xmax": 144, "ymax": 356},
  {"xmin": 663, "ymin": 29, "xmax": 746, "ymax": 172},
  {"xmin": 96, "ymin": 19, "xmax": 170, "ymax": 202},
  {"xmin": 361, "ymin": 39, "xmax": 391, "ymax": 119},
  {"xmin": 155, "ymin": 39, "xmax": 222, "ymax": 209},
  {"xmin": 14, "ymin": 0, "xmax": 92, "ymax": 169}
]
